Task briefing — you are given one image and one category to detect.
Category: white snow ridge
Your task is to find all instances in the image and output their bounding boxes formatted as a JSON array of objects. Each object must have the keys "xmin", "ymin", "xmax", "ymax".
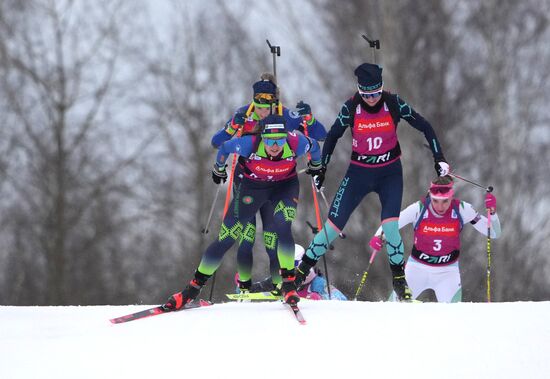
[{"xmin": 1, "ymin": 301, "xmax": 549, "ymax": 379}]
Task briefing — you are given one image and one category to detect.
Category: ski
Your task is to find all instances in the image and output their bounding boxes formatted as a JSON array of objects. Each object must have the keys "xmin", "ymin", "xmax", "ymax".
[
  {"xmin": 226, "ymin": 292, "xmax": 281, "ymax": 301},
  {"xmin": 286, "ymin": 303, "xmax": 306, "ymax": 325},
  {"xmin": 109, "ymin": 299, "xmax": 212, "ymax": 324}
]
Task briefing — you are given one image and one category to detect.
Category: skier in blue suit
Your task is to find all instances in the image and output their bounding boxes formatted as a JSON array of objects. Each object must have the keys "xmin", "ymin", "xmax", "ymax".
[{"xmin": 211, "ymin": 74, "xmax": 326, "ymax": 293}]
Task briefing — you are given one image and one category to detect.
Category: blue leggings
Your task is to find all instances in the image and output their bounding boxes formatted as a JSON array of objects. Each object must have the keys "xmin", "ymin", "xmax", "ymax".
[
  {"xmin": 233, "ymin": 172, "xmax": 279, "ymax": 284},
  {"xmin": 305, "ymin": 160, "xmax": 405, "ymax": 266},
  {"xmin": 328, "ymin": 161, "xmax": 403, "ymax": 229},
  {"xmin": 198, "ymin": 177, "xmax": 299, "ymax": 278},
  {"xmin": 237, "ymin": 202, "xmax": 280, "ymax": 284}
]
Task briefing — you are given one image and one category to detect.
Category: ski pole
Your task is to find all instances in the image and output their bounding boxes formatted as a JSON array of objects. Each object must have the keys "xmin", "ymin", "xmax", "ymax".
[
  {"xmin": 449, "ymin": 172, "xmax": 494, "ymax": 301},
  {"xmin": 203, "ymin": 184, "xmax": 222, "ymax": 301},
  {"xmin": 222, "ymin": 154, "xmax": 238, "ymax": 218},
  {"xmin": 208, "ymin": 273, "xmax": 216, "ymax": 303},
  {"xmin": 221, "ymin": 118, "xmax": 253, "ymax": 218},
  {"xmin": 302, "ymin": 116, "xmax": 331, "ymax": 299},
  {"xmin": 216, "ymin": 119, "xmax": 252, "ymax": 300},
  {"xmin": 202, "ymin": 184, "xmax": 222, "ymax": 234},
  {"xmin": 314, "ymin": 190, "xmax": 333, "ymax": 300},
  {"xmin": 486, "ymin": 194, "xmax": 492, "ymax": 303},
  {"xmin": 221, "ymin": 144, "xmax": 237, "ymax": 218},
  {"xmin": 448, "ymin": 172, "xmax": 494, "ymax": 193},
  {"xmin": 353, "ymin": 247, "xmax": 380, "ymax": 301}
]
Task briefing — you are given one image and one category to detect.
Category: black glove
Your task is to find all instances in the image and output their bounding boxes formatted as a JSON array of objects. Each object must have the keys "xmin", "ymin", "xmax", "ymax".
[
  {"xmin": 212, "ymin": 163, "xmax": 228, "ymax": 184},
  {"xmin": 233, "ymin": 111, "xmax": 246, "ymax": 127},
  {"xmin": 306, "ymin": 161, "xmax": 326, "ymax": 190},
  {"xmin": 226, "ymin": 111, "xmax": 246, "ymax": 135},
  {"xmin": 295, "ymin": 101, "xmax": 311, "ymax": 116},
  {"xmin": 434, "ymin": 158, "xmax": 450, "ymax": 176}
]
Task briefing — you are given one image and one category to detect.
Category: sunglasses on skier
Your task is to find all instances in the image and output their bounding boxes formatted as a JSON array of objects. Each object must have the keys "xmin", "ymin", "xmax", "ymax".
[
  {"xmin": 263, "ymin": 137, "xmax": 287, "ymax": 147},
  {"xmin": 429, "ymin": 186, "xmax": 453, "ymax": 195},
  {"xmin": 254, "ymin": 92, "xmax": 276, "ymax": 105},
  {"xmin": 358, "ymin": 89, "xmax": 383, "ymax": 99}
]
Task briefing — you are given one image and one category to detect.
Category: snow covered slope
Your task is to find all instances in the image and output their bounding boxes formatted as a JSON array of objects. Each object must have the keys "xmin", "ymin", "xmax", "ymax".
[{"xmin": 1, "ymin": 301, "xmax": 549, "ymax": 379}]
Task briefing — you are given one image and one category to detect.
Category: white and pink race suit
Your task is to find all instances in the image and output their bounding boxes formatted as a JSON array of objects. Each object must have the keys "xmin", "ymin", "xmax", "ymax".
[
  {"xmin": 375, "ymin": 198, "xmax": 501, "ymax": 302},
  {"xmin": 413, "ymin": 198, "xmax": 463, "ymax": 266}
]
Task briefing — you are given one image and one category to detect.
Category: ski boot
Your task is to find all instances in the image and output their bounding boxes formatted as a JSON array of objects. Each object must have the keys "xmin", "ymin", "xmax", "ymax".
[
  {"xmin": 390, "ymin": 264, "xmax": 413, "ymax": 302},
  {"xmin": 237, "ymin": 279, "xmax": 252, "ymax": 302},
  {"xmin": 237, "ymin": 278, "xmax": 251, "ymax": 293},
  {"xmin": 280, "ymin": 268, "xmax": 300, "ymax": 305},
  {"xmin": 162, "ymin": 271, "xmax": 210, "ymax": 311},
  {"xmin": 294, "ymin": 254, "xmax": 317, "ymax": 290},
  {"xmin": 270, "ymin": 282, "xmax": 282, "ymax": 297}
]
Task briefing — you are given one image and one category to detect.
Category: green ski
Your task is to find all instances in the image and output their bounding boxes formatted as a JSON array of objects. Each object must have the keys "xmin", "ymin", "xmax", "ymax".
[{"xmin": 226, "ymin": 292, "xmax": 282, "ymax": 301}]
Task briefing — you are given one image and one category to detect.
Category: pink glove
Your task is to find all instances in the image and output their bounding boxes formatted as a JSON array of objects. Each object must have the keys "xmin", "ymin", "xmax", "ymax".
[
  {"xmin": 485, "ymin": 193, "xmax": 497, "ymax": 213},
  {"xmin": 369, "ymin": 235, "xmax": 383, "ymax": 251}
]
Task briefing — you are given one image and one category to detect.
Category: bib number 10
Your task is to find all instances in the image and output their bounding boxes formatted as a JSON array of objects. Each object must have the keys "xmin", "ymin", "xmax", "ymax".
[{"xmin": 367, "ymin": 137, "xmax": 383, "ymax": 151}]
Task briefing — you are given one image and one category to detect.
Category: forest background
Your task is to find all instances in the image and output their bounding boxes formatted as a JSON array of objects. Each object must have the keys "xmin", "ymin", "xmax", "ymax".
[{"xmin": 0, "ymin": 0, "xmax": 548, "ymax": 305}]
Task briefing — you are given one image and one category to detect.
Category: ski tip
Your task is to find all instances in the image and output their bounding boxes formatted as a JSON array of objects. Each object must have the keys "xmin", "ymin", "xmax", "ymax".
[
  {"xmin": 109, "ymin": 316, "xmax": 130, "ymax": 324},
  {"xmin": 109, "ymin": 316, "xmax": 127, "ymax": 324}
]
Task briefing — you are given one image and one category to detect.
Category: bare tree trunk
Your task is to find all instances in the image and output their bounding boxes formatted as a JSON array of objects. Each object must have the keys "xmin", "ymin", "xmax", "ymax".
[{"xmin": 0, "ymin": 0, "xmax": 150, "ymax": 305}]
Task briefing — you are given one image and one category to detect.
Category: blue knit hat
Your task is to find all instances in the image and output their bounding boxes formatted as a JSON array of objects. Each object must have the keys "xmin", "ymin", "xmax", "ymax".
[
  {"xmin": 260, "ymin": 114, "xmax": 287, "ymax": 137},
  {"xmin": 354, "ymin": 63, "xmax": 383, "ymax": 92},
  {"xmin": 253, "ymin": 79, "xmax": 277, "ymax": 96}
]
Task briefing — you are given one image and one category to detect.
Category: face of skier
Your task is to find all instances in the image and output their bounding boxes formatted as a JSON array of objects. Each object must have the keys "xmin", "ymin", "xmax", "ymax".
[
  {"xmin": 254, "ymin": 92, "xmax": 276, "ymax": 120},
  {"xmin": 263, "ymin": 136, "xmax": 286, "ymax": 156},
  {"xmin": 431, "ymin": 197, "xmax": 452, "ymax": 215},
  {"xmin": 429, "ymin": 182, "xmax": 454, "ymax": 215},
  {"xmin": 255, "ymin": 106, "xmax": 271, "ymax": 120}
]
